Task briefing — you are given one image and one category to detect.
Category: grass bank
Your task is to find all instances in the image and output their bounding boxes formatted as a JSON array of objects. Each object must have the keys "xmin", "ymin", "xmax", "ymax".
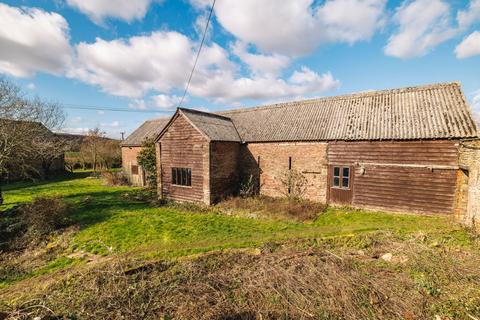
[{"xmin": 1, "ymin": 172, "xmax": 478, "ymax": 319}]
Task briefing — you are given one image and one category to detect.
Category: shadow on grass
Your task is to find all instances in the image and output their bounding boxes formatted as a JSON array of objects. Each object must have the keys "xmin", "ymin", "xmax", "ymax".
[
  {"xmin": 3, "ymin": 172, "xmax": 92, "ymax": 192},
  {"xmin": 62, "ymin": 189, "xmax": 150, "ymax": 229}
]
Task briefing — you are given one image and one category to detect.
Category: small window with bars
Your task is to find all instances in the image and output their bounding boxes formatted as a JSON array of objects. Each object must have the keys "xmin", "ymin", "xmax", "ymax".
[
  {"xmin": 172, "ymin": 167, "xmax": 192, "ymax": 186},
  {"xmin": 332, "ymin": 166, "xmax": 350, "ymax": 189}
]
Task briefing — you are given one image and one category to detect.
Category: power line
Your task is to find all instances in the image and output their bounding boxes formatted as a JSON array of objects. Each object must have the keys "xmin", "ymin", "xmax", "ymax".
[
  {"xmin": 60, "ymin": 103, "xmax": 173, "ymax": 114},
  {"xmin": 55, "ymin": 0, "xmax": 216, "ymax": 115},
  {"xmin": 177, "ymin": 0, "xmax": 216, "ymax": 108}
]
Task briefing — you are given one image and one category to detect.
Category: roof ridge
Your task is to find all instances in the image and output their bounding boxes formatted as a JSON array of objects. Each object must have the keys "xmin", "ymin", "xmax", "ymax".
[
  {"xmin": 179, "ymin": 107, "xmax": 233, "ymax": 121},
  {"xmin": 219, "ymin": 81, "xmax": 461, "ymax": 115}
]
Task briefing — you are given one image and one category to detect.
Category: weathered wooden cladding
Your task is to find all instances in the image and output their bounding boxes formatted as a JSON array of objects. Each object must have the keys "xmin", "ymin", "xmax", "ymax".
[
  {"xmin": 327, "ymin": 140, "xmax": 460, "ymax": 214},
  {"xmin": 159, "ymin": 113, "xmax": 208, "ymax": 203},
  {"xmin": 328, "ymin": 140, "xmax": 459, "ymax": 166}
]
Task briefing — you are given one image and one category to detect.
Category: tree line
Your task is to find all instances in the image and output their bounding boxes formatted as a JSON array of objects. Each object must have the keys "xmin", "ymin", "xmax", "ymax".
[{"xmin": 0, "ymin": 77, "xmax": 120, "ymax": 205}]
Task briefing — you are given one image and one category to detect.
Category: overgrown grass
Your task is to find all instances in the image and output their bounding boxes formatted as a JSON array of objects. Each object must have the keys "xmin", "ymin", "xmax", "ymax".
[{"xmin": 0, "ymin": 172, "xmax": 467, "ymax": 289}]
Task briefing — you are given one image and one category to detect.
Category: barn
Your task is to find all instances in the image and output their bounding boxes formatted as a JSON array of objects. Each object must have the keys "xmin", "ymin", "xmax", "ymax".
[
  {"xmin": 121, "ymin": 118, "xmax": 169, "ymax": 186},
  {"xmin": 152, "ymin": 82, "xmax": 479, "ymax": 219}
]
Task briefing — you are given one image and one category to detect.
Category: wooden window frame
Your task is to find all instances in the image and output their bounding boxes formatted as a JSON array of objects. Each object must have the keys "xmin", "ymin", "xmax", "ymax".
[
  {"xmin": 172, "ymin": 167, "xmax": 192, "ymax": 187},
  {"xmin": 331, "ymin": 166, "xmax": 351, "ymax": 190}
]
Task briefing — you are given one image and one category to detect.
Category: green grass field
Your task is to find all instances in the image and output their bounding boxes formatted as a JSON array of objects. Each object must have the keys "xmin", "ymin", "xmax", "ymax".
[
  {"xmin": 2, "ymin": 173, "xmax": 479, "ymax": 319},
  {"xmin": 2, "ymin": 172, "xmax": 456, "ymax": 256},
  {"xmin": 0, "ymin": 172, "xmax": 464, "ymax": 287}
]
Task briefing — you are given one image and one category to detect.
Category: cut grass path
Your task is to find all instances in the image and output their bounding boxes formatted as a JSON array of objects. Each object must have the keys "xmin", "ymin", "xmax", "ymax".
[{"xmin": 1, "ymin": 172, "xmax": 461, "ymax": 260}]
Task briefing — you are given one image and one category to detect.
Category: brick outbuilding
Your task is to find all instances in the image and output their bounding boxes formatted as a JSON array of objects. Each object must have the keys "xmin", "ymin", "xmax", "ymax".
[
  {"xmin": 121, "ymin": 118, "xmax": 169, "ymax": 186},
  {"xmin": 138, "ymin": 83, "xmax": 480, "ymax": 223}
]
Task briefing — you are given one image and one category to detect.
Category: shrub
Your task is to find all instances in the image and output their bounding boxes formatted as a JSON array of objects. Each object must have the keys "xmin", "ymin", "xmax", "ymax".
[
  {"xmin": 137, "ymin": 138, "xmax": 157, "ymax": 188},
  {"xmin": 20, "ymin": 197, "xmax": 70, "ymax": 238},
  {"xmin": 278, "ymin": 169, "xmax": 308, "ymax": 200},
  {"xmin": 102, "ymin": 170, "xmax": 130, "ymax": 186},
  {"xmin": 239, "ymin": 174, "xmax": 257, "ymax": 198}
]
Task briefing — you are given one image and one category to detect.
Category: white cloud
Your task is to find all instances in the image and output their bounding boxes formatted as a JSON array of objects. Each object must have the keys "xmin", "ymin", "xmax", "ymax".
[
  {"xmin": 70, "ymin": 30, "xmax": 340, "ymax": 103},
  {"xmin": 457, "ymin": 0, "xmax": 480, "ymax": 30},
  {"xmin": 213, "ymin": 0, "xmax": 386, "ymax": 56},
  {"xmin": 71, "ymin": 31, "xmax": 194, "ymax": 97},
  {"xmin": 26, "ymin": 82, "xmax": 36, "ymax": 90},
  {"xmin": 61, "ymin": 127, "xmax": 91, "ymax": 135},
  {"xmin": 316, "ymin": 0, "xmax": 387, "ymax": 44},
  {"xmin": 97, "ymin": 110, "xmax": 105, "ymax": 115},
  {"xmin": 152, "ymin": 94, "xmax": 182, "ymax": 110},
  {"xmin": 231, "ymin": 41, "xmax": 290, "ymax": 77},
  {"xmin": 101, "ymin": 120, "xmax": 120, "ymax": 128},
  {"xmin": 385, "ymin": 0, "xmax": 456, "ymax": 59},
  {"xmin": 0, "ymin": 3, "xmax": 72, "ymax": 77},
  {"xmin": 65, "ymin": 0, "xmax": 155, "ymax": 23},
  {"xmin": 189, "ymin": 67, "xmax": 340, "ymax": 101},
  {"xmin": 455, "ymin": 31, "xmax": 480, "ymax": 58},
  {"xmin": 129, "ymin": 99, "xmax": 147, "ymax": 110}
]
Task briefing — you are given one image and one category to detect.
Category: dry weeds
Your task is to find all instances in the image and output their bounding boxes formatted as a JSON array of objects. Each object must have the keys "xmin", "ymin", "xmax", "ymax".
[{"xmin": 2, "ymin": 231, "xmax": 480, "ymax": 320}]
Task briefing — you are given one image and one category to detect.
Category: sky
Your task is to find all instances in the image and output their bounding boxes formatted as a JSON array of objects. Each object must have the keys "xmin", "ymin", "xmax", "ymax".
[{"xmin": 0, "ymin": 0, "xmax": 479, "ymax": 139}]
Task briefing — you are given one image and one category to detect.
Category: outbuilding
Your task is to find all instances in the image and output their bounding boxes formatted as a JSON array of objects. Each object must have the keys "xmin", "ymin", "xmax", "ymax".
[
  {"xmin": 121, "ymin": 118, "xmax": 169, "ymax": 186},
  {"xmin": 152, "ymin": 82, "xmax": 479, "ymax": 220}
]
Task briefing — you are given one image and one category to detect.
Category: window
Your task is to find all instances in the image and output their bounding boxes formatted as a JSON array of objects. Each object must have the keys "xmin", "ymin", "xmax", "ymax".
[
  {"xmin": 131, "ymin": 165, "xmax": 139, "ymax": 175},
  {"xmin": 332, "ymin": 166, "xmax": 350, "ymax": 189},
  {"xmin": 172, "ymin": 167, "xmax": 191, "ymax": 186},
  {"xmin": 333, "ymin": 167, "xmax": 340, "ymax": 187},
  {"xmin": 342, "ymin": 167, "xmax": 350, "ymax": 188}
]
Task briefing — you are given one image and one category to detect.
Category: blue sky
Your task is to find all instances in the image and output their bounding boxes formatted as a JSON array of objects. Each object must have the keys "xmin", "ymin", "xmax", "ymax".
[{"xmin": 0, "ymin": 0, "xmax": 479, "ymax": 139}]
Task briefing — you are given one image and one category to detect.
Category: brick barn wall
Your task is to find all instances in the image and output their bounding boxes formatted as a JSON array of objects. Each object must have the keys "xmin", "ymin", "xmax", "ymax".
[
  {"xmin": 328, "ymin": 140, "xmax": 459, "ymax": 215},
  {"xmin": 121, "ymin": 146, "xmax": 145, "ymax": 186},
  {"xmin": 210, "ymin": 141, "xmax": 240, "ymax": 203},
  {"xmin": 159, "ymin": 114, "xmax": 209, "ymax": 204},
  {"xmin": 459, "ymin": 140, "xmax": 480, "ymax": 230},
  {"xmin": 241, "ymin": 142, "xmax": 328, "ymax": 203}
]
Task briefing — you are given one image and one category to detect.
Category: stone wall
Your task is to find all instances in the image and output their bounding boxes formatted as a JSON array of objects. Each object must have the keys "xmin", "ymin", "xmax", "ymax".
[
  {"xmin": 121, "ymin": 146, "xmax": 145, "ymax": 186},
  {"xmin": 210, "ymin": 141, "xmax": 240, "ymax": 203},
  {"xmin": 241, "ymin": 142, "xmax": 328, "ymax": 203},
  {"xmin": 458, "ymin": 139, "xmax": 480, "ymax": 230}
]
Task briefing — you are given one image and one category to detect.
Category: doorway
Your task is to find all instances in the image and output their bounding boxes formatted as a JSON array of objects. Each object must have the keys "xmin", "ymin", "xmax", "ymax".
[{"xmin": 328, "ymin": 165, "xmax": 353, "ymax": 205}]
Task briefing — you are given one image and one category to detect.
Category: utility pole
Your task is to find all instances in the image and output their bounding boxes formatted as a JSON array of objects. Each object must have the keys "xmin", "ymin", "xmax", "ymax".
[{"xmin": 120, "ymin": 131, "xmax": 125, "ymax": 141}]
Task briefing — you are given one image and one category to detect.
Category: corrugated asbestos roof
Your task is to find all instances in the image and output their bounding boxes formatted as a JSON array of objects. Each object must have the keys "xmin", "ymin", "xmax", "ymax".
[
  {"xmin": 121, "ymin": 118, "xmax": 169, "ymax": 146},
  {"xmin": 217, "ymin": 82, "xmax": 478, "ymax": 142},
  {"xmin": 179, "ymin": 108, "xmax": 241, "ymax": 142}
]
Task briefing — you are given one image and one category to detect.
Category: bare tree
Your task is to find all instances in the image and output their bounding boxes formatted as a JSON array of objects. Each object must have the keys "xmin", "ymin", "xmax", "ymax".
[
  {"xmin": 278, "ymin": 168, "xmax": 308, "ymax": 201},
  {"xmin": 0, "ymin": 77, "xmax": 65, "ymax": 205},
  {"xmin": 81, "ymin": 128, "xmax": 105, "ymax": 172},
  {"xmin": 34, "ymin": 134, "xmax": 72, "ymax": 178},
  {"xmin": 97, "ymin": 139, "xmax": 121, "ymax": 170}
]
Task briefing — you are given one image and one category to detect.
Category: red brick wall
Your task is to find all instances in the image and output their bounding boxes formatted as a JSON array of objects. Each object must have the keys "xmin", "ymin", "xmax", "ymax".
[
  {"xmin": 159, "ymin": 114, "xmax": 209, "ymax": 203},
  {"xmin": 121, "ymin": 146, "xmax": 145, "ymax": 186},
  {"xmin": 210, "ymin": 141, "xmax": 240, "ymax": 202},
  {"xmin": 241, "ymin": 142, "xmax": 328, "ymax": 202}
]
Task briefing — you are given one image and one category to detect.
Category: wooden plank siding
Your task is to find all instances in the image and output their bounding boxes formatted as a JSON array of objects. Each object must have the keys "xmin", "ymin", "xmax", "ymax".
[
  {"xmin": 327, "ymin": 140, "xmax": 460, "ymax": 215},
  {"xmin": 159, "ymin": 113, "xmax": 209, "ymax": 203}
]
